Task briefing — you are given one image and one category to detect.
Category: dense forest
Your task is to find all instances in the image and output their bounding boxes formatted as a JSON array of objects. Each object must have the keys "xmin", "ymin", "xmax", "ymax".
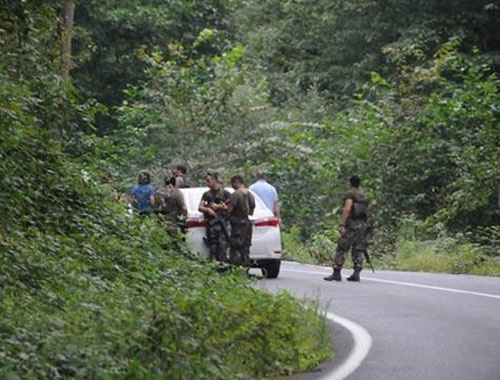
[{"xmin": 1, "ymin": 0, "xmax": 499, "ymax": 378}]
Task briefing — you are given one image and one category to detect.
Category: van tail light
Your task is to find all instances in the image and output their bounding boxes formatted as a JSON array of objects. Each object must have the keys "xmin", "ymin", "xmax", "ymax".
[
  {"xmin": 254, "ymin": 217, "xmax": 279, "ymax": 227},
  {"xmin": 186, "ymin": 217, "xmax": 207, "ymax": 228}
]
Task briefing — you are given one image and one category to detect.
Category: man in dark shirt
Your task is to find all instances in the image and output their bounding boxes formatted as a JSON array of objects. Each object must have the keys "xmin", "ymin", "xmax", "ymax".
[
  {"xmin": 324, "ymin": 175, "xmax": 371, "ymax": 282},
  {"xmin": 152, "ymin": 176, "xmax": 187, "ymax": 235},
  {"xmin": 227, "ymin": 175, "xmax": 255, "ymax": 266},
  {"xmin": 198, "ymin": 172, "xmax": 231, "ymax": 262},
  {"xmin": 174, "ymin": 164, "xmax": 190, "ymax": 188}
]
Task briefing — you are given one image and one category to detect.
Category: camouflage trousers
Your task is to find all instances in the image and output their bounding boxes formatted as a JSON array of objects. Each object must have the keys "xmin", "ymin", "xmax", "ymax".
[
  {"xmin": 206, "ymin": 222, "xmax": 229, "ymax": 262},
  {"xmin": 333, "ymin": 227, "xmax": 368, "ymax": 270},
  {"xmin": 229, "ymin": 220, "xmax": 253, "ymax": 266}
]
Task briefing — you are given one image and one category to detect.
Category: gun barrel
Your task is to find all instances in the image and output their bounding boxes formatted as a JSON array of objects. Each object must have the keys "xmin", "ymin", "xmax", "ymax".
[{"xmin": 364, "ymin": 251, "xmax": 375, "ymax": 273}]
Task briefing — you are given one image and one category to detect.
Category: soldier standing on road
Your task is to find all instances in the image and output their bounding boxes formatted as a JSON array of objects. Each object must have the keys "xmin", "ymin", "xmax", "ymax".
[
  {"xmin": 227, "ymin": 175, "xmax": 255, "ymax": 267},
  {"xmin": 152, "ymin": 175, "xmax": 187, "ymax": 236},
  {"xmin": 198, "ymin": 172, "xmax": 231, "ymax": 262},
  {"xmin": 324, "ymin": 175, "xmax": 371, "ymax": 282}
]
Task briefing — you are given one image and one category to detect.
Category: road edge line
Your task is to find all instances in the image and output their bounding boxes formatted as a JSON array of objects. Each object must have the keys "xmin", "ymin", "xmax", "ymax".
[
  {"xmin": 283, "ymin": 265, "xmax": 500, "ymax": 300},
  {"xmin": 319, "ymin": 313, "xmax": 372, "ymax": 380}
]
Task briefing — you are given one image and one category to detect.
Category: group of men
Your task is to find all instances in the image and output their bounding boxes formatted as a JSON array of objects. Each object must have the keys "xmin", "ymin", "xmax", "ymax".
[
  {"xmin": 198, "ymin": 172, "xmax": 256, "ymax": 266},
  {"xmin": 129, "ymin": 166, "xmax": 189, "ymax": 234},
  {"xmin": 129, "ymin": 167, "xmax": 281, "ymax": 267},
  {"xmin": 130, "ymin": 166, "xmax": 371, "ymax": 281}
]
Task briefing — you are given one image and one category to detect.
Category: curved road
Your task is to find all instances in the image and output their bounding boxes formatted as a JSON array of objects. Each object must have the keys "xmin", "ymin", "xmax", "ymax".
[{"xmin": 256, "ymin": 261, "xmax": 500, "ymax": 380}]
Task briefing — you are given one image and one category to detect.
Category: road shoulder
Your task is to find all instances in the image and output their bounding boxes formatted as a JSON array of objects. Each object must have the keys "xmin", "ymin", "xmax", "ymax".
[{"xmin": 292, "ymin": 317, "xmax": 353, "ymax": 380}]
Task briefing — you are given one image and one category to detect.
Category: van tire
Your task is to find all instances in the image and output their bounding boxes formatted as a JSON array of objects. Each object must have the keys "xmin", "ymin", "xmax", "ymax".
[{"xmin": 260, "ymin": 259, "xmax": 281, "ymax": 279}]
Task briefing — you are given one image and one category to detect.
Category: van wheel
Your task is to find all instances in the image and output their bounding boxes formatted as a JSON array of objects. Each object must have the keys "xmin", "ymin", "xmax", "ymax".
[{"xmin": 260, "ymin": 259, "xmax": 281, "ymax": 279}]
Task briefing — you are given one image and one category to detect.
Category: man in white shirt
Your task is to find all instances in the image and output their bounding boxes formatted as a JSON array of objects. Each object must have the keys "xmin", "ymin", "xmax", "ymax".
[{"xmin": 249, "ymin": 171, "xmax": 281, "ymax": 223}]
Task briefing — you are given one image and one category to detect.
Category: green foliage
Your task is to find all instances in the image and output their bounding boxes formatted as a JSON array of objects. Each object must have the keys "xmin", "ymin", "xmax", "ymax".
[
  {"xmin": 114, "ymin": 41, "xmax": 277, "ymax": 185},
  {"xmin": 0, "ymin": 120, "xmax": 332, "ymax": 378},
  {"xmin": 233, "ymin": 0, "xmax": 500, "ymax": 106},
  {"xmin": 7, "ymin": 0, "xmax": 500, "ymax": 377},
  {"xmin": 384, "ymin": 237, "xmax": 500, "ymax": 277},
  {"xmin": 72, "ymin": 0, "xmax": 238, "ymax": 111},
  {"xmin": 0, "ymin": 224, "xmax": 331, "ymax": 378},
  {"xmin": 67, "ymin": 0, "xmax": 500, "ymax": 254},
  {"xmin": 471, "ymin": 225, "xmax": 500, "ymax": 256},
  {"xmin": 1, "ymin": 4, "xmax": 333, "ymax": 377},
  {"xmin": 281, "ymin": 226, "xmax": 315, "ymax": 264},
  {"xmin": 282, "ymin": 227, "xmax": 338, "ymax": 266}
]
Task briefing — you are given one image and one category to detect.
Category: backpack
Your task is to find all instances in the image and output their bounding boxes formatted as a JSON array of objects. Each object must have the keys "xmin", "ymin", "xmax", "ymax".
[{"xmin": 351, "ymin": 194, "xmax": 369, "ymax": 220}]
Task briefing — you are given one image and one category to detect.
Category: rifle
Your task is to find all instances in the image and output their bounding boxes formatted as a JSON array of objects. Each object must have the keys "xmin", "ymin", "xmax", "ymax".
[
  {"xmin": 208, "ymin": 213, "xmax": 231, "ymax": 242},
  {"xmin": 202, "ymin": 213, "xmax": 231, "ymax": 249},
  {"xmin": 364, "ymin": 250, "xmax": 375, "ymax": 273}
]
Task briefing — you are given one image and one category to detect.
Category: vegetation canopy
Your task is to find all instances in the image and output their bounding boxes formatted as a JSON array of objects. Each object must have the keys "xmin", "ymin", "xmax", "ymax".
[{"xmin": 1, "ymin": 0, "xmax": 499, "ymax": 377}]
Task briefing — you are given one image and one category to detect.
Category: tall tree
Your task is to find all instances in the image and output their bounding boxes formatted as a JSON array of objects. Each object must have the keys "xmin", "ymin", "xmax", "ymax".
[
  {"xmin": 54, "ymin": 0, "xmax": 76, "ymax": 141},
  {"xmin": 61, "ymin": 0, "xmax": 75, "ymax": 83}
]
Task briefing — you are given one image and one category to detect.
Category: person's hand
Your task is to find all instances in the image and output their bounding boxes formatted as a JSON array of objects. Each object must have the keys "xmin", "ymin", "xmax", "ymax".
[
  {"xmin": 212, "ymin": 203, "xmax": 223, "ymax": 211},
  {"xmin": 208, "ymin": 208, "xmax": 217, "ymax": 217}
]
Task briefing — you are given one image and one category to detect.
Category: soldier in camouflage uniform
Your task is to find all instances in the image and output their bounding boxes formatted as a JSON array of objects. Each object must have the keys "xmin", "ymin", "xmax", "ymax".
[
  {"xmin": 324, "ymin": 175, "xmax": 371, "ymax": 282},
  {"xmin": 198, "ymin": 172, "xmax": 231, "ymax": 262},
  {"xmin": 174, "ymin": 164, "xmax": 191, "ymax": 189},
  {"xmin": 227, "ymin": 175, "xmax": 255, "ymax": 267},
  {"xmin": 152, "ymin": 175, "xmax": 187, "ymax": 235}
]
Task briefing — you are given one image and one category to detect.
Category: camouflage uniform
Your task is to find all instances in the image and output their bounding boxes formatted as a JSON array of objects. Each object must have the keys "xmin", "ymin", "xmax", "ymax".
[
  {"xmin": 175, "ymin": 176, "xmax": 190, "ymax": 189},
  {"xmin": 333, "ymin": 191, "xmax": 371, "ymax": 272},
  {"xmin": 153, "ymin": 186, "xmax": 186, "ymax": 235},
  {"xmin": 228, "ymin": 190, "xmax": 255, "ymax": 266},
  {"xmin": 201, "ymin": 187, "xmax": 231, "ymax": 262}
]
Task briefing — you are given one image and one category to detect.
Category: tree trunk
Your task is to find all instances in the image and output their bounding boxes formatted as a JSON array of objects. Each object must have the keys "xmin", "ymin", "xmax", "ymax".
[
  {"xmin": 61, "ymin": 0, "xmax": 75, "ymax": 83},
  {"xmin": 55, "ymin": 0, "xmax": 75, "ymax": 141}
]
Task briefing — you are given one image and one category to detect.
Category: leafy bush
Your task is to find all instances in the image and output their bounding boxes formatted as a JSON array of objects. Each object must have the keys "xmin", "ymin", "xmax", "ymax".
[
  {"xmin": 385, "ymin": 236, "xmax": 500, "ymax": 276},
  {"xmin": 281, "ymin": 226, "xmax": 315, "ymax": 264},
  {"xmin": 282, "ymin": 226, "xmax": 341, "ymax": 267},
  {"xmin": 0, "ymin": 222, "xmax": 332, "ymax": 379},
  {"xmin": 0, "ymin": 125, "xmax": 331, "ymax": 378},
  {"xmin": 0, "ymin": 54, "xmax": 331, "ymax": 379},
  {"xmin": 470, "ymin": 225, "xmax": 500, "ymax": 257},
  {"xmin": 307, "ymin": 234, "xmax": 337, "ymax": 266}
]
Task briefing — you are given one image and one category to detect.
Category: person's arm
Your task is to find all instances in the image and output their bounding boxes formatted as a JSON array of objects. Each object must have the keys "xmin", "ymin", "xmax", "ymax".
[
  {"xmin": 150, "ymin": 194, "xmax": 157, "ymax": 207},
  {"xmin": 177, "ymin": 193, "xmax": 187, "ymax": 216},
  {"xmin": 338, "ymin": 198, "xmax": 353, "ymax": 236},
  {"xmin": 210, "ymin": 201, "xmax": 227, "ymax": 213},
  {"xmin": 175, "ymin": 176, "xmax": 184, "ymax": 189},
  {"xmin": 273, "ymin": 200, "xmax": 281, "ymax": 221},
  {"xmin": 248, "ymin": 191, "xmax": 256, "ymax": 216},
  {"xmin": 198, "ymin": 196, "xmax": 216, "ymax": 216},
  {"xmin": 149, "ymin": 187, "xmax": 157, "ymax": 207},
  {"xmin": 226, "ymin": 192, "xmax": 236, "ymax": 214},
  {"xmin": 270, "ymin": 186, "xmax": 280, "ymax": 220}
]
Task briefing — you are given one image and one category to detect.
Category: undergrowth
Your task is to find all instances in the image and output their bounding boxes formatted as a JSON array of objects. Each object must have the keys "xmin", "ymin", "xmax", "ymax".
[
  {"xmin": 282, "ymin": 223, "xmax": 500, "ymax": 277},
  {"xmin": 381, "ymin": 239, "xmax": 500, "ymax": 276},
  {"xmin": 0, "ymin": 122, "xmax": 332, "ymax": 379}
]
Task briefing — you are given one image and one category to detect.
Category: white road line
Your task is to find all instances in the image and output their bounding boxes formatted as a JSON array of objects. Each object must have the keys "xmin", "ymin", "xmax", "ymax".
[
  {"xmin": 361, "ymin": 277, "xmax": 500, "ymax": 300},
  {"xmin": 283, "ymin": 267, "xmax": 500, "ymax": 300},
  {"xmin": 320, "ymin": 313, "xmax": 372, "ymax": 380}
]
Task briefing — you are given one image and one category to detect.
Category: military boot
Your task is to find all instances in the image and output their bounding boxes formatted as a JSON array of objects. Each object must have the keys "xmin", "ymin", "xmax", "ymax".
[
  {"xmin": 324, "ymin": 268, "xmax": 342, "ymax": 282},
  {"xmin": 347, "ymin": 267, "xmax": 361, "ymax": 282}
]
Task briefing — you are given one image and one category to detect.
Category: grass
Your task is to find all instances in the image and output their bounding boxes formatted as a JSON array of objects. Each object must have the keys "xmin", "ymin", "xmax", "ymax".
[
  {"xmin": 282, "ymin": 227, "xmax": 500, "ymax": 277},
  {"xmin": 380, "ymin": 239, "xmax": 500, "ymax": 277}
]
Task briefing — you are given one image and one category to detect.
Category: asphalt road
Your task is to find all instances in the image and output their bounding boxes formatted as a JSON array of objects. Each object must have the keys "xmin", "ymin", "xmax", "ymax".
[{"xmin": 256, "ymin": 261, "xmax": 500, "ymax": 380}]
